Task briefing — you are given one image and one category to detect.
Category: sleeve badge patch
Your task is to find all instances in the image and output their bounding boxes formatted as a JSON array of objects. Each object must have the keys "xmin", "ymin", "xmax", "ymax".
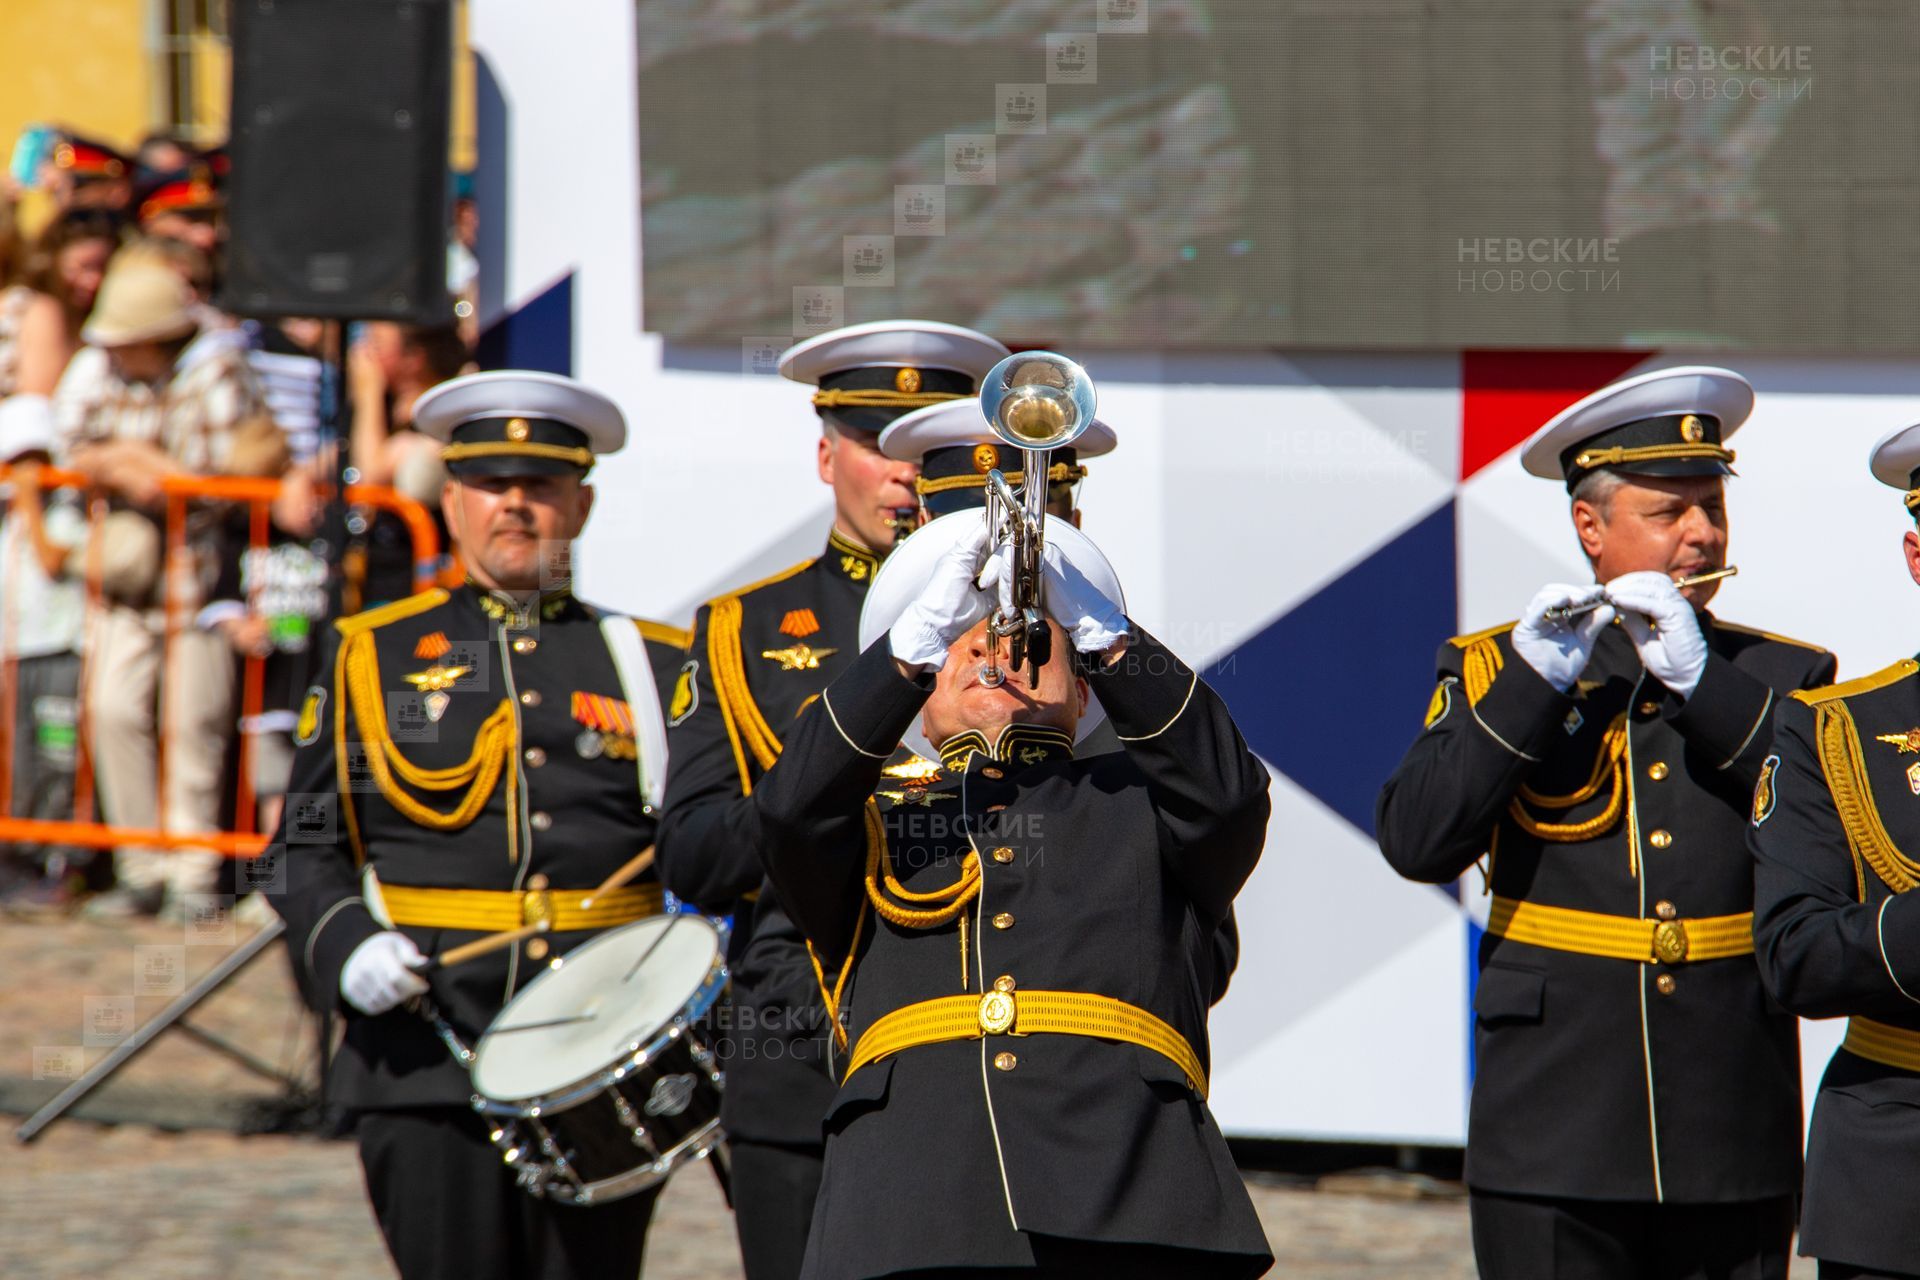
[
  {"xmin": 669, "ymin": 660, "xmax": 699, "ymax": 727},
  {"xmin": 295, "ymin": 686, "xmax": 327, "ymax": 747},
  {"xmin": 1752, "ymin": 753, "xmax": 1779, "ymax": 826}
]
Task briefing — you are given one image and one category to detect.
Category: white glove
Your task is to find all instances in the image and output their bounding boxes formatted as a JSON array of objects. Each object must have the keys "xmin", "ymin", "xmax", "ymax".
[
  {"xmin": 1606, "ymin": 570, "xmax": 1709, "ymax": 700},
  {"xmin": 340, "ymin": 931, "xmax": 430, "ymax": 1016},
  {"xmin": 1041, "ymin": 543, "xmax": 1130, "ymax": 655},
  {"xmin": 1512, "ymin": 584, "xmax": 1615, "ymax": 693},
  {"xmin": 889, "ymin": 520, "xmax": 994, "ymax": 672}
]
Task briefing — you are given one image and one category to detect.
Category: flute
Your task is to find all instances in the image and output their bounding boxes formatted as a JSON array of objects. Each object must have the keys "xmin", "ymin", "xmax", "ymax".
[{"xmin": 1541, "ymin": 566, "xmax": 1739, "ymax": 624}]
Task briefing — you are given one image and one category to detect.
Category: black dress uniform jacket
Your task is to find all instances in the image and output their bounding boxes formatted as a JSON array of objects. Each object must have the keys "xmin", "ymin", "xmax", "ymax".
[
  {"xmin": 753, "ymin": 632, "xmax": 1273, "ymax": 1279},
  {"xmin": 272, "ymin": 583, "xmax": 685, "ymax": 1109},
  {"xmin": 656, "ymin": 531, "xmax": 877, "ymax": 1144},
  {"xmin": 1376, "ymin": 613, "xmax": 1833, "ymax": 1203},
  {"xmin": 1752, "ymin": 657, "xmax": 1920, "ymax": 1274}
]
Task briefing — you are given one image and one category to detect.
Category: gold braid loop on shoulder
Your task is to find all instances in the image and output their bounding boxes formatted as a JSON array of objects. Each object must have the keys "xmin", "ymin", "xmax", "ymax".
[
  {"xmin": 1507, "ymin": 714, "xmax": 1630, "ymax": 843},
  {"xmin": 1814, "ymin": 700, "xmax": 1917, "ymax": 900},
  {"xmin": 341, "ymin": 629, "xmax": 516, "ymax": 830}
]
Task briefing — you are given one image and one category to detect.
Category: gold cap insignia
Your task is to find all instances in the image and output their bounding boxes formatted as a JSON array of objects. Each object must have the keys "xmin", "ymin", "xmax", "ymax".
[
  {"xmin": 506, "ymin": 418, "xmax": 531, "ymax": 442},
  {"xmin": 1679, "ymin": 414, "xmax": 1705, "ymax": 444},
  {"xmin": 972, "ymin": 444, "xmax": 1000, "ymax": 474},
  {"xmin": 895, "ymin": 367, "xmax": 922, "ymax": 394}
]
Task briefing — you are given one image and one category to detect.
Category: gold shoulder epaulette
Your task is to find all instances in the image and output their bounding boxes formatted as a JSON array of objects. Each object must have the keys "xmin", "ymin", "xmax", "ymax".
[
  {"xmin": 1791, "ymin": 659, "xmax": 1919, "ymax": 707},
  {"xmin": 334, "ymin": 588, "xmax": 449, "ymax": 638},
  {"xmin": 1715, "ymin": 620, "xmax": 1831, "ymax": 655},
  {"xmin": 706, "ymin": 559, "xmax": 816, "ymax": 611},
  {"xmin": 1447, "ymin": 620, "xmax": 1518, "ymax": 650},
  {"xmin": 634, "ymin": 618, "xmax": 692, "ymax": 650}
]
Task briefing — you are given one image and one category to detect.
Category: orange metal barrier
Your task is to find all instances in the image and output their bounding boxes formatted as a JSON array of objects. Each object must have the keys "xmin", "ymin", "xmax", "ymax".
[{"xmin": 0, "ymin": 467, "xmax": 444, "ymax": 860}]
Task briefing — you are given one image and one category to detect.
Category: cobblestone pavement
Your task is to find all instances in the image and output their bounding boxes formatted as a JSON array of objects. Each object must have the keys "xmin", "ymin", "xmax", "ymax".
[{"xmin": 0, "ymin": 915, "xmax": 1817, "ymax": 1277}]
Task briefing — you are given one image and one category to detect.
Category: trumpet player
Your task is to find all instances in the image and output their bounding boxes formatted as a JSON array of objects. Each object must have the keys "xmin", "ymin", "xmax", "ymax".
[
  {"xmin": 1376, "ymin": 366, "xmax": 1834, "ymax": 1280},
  {"xmin": 654, "ymin": 320, "xmax": 1008, "ymax": 1280},
  {"xmin": 748, "ymin": 353, "xmax": 1272, "ymax": 1273}
]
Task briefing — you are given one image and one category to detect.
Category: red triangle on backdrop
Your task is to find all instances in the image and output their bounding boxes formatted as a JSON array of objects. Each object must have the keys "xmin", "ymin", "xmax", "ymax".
[{"xmin": 1460, "ymin": 350, "xmax": 1652, "ymax": 482}]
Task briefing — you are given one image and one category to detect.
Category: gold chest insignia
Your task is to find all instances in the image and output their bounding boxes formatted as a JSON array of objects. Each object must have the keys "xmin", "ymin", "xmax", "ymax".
[
  {"xmin": 1876, "ymin": 728, "xmax": 1920, "ymax": 755},
  {"xmin": 1752, "ymin": 753, "xmax": 1778, "ymax": 826},
  {"xmin": 878, "ymin": 788, "xmax": 957, "ymax": 807},
  {"xmin": 762, "ymin": 644, "xmax": 837, "ymax": 672},
  {"xmin": 404, "ymin": 664, "xmax": 471, "ymax": 693}
]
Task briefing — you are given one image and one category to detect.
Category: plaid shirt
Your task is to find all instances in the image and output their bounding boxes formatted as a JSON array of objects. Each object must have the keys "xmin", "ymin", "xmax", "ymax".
[
  {"xmin": 52, "ymin": 330, "xmax": 267, "ymax": 474},
  {"xmin": 52, "ymin": 330, "xmax": 272, "ymax": 613}
]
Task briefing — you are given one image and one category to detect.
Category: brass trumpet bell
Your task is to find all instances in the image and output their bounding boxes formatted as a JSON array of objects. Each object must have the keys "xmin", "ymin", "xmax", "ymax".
[{"xmin": 979, "ymin": 352, "xmax": 1097, "ymax": 452}]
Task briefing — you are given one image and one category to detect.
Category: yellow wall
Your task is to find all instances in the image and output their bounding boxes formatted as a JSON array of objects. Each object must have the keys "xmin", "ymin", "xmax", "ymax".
[{"xmin": 0, "ymin": 0, "xmax": 155, "ymax": 161}]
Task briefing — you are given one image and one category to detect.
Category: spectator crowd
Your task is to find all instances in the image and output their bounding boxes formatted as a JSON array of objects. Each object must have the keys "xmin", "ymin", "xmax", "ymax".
[{"xmin": 0, "ymin": 125, "xmax": 480, "ymax": 921}]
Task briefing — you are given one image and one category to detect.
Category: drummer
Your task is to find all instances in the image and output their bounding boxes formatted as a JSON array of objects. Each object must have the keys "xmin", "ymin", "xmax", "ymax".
[{"xmin": 269, "ymin": 370, "xmax": 688, "ymax": 1280}]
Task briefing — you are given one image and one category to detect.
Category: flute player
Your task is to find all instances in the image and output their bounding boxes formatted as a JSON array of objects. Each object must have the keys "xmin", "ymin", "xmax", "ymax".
[{"xmin": 1375, "ymin": 366, "xmax": 1834, "ymax": 1280}]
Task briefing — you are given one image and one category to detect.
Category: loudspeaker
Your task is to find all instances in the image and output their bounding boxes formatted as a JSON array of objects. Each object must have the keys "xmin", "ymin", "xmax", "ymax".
[{"xmin": 221, "ymin": 0, "xmax": 453, "ymax": 323}]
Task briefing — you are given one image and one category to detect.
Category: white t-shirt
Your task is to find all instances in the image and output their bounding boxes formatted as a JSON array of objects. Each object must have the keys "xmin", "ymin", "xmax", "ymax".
[{"xmin": 0, "ymin": 493, "xmax": 85, "ymax": 659}]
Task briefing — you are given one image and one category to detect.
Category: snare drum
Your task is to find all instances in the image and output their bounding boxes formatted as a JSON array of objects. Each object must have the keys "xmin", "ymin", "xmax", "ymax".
[{"xmin": 468, "ymin": 913, "xmax": 728, "ymax": 1205}]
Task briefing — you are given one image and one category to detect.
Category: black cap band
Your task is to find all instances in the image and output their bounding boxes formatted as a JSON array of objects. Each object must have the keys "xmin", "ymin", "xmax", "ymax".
[
  {"xmin": 442, "ymin": 415, "xmax": 594, "ymax": 477},
  {"xmin": 1558, "ymin": 413, "xmax": 1734, "ymax": 493}
]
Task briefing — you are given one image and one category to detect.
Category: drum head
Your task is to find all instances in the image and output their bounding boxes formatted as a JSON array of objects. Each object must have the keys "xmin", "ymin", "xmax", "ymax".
[{"xmin": 472, "ymin": 914, "xmax": 723, "ymax": 1104}]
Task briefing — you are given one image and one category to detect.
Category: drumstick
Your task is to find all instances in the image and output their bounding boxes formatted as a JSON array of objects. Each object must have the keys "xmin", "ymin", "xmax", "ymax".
[
  {"xmin": 580, "ymin": 845, "xmax": 655, "ymax": 910},
  {"xmin": 1542, "ymin": 566, "xmax": 1739, "ymax": 623},
  {"xmin": 416, "ymin": 920, "xmax": 552, "ymax": 972}
]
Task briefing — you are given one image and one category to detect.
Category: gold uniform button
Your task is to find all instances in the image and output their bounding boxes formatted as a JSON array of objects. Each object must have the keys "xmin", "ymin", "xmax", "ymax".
[
  {"xmin": 981, "ymin": 767, "xmax": 1005, "ymax": 780},
  {"xmin": 527, "ymin": 873, "xmax": 550, "ymax": 891},
  {"xmin": 1639, "ymin": 701, "xmax": 1661, "ymax": 717},
  {"xmin": 519, "ymin": 689, "xmax": 542, "ymax": 707},
  {"xmin": 524, "ymin": 747, "xmax": 547, "ymax": 768},
  {"xmin": 1648, "ymin": 762, "xmax": 1669, "ymax": 781},
  {"xmin": 993, "ymin": 975, "xmax": 1016, "ymax": 993},
  {"xmin": 992, "ymin": 912, "xmax": 1015, "ymax": 930},
  {"xmin": 1654, "ymin": 900, "xmax": 1678, "ymax": 921},
  {"xmin": 513, "ymin": 637, "xmax": 538, "ymax": 654},
  {"xmin": 530, "ymin": 811, "xmax": 552, "ymax": 832},
  {"xmin": 526, "ymin": 937, "xmax": 550, "ymax": 961},
  {"xmin": 993, "ymin": 1052, "xmax": 1017, "ymax": 1072},
  {"xmin": 1655, "ymin": 974, "xmax": 1677, "ymax": 996},
  {"xmin": 991, "ymin": 846, "xmax": 1015, "ymax": 864},
  {"xmin": 1650, "ymin": 830, "xmax": 1673, "ymax": 850}
]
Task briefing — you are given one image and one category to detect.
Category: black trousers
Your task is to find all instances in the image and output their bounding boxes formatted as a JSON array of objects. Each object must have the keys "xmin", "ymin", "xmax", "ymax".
[
  {"xmin": 889, "ymin": 1236, "xmax": 1268, "ymax": 1279},
  {"xmin": 731, "ymin": 1137, "xmax": 824, "ymax": 1280},
  {"xmin": 1470, "ymin": 1190, "xmax": 1794, "ymax": 1280},
  {"xmin": 356, "ymin": 1107, "xmax": 659, "ymax": 1280}
]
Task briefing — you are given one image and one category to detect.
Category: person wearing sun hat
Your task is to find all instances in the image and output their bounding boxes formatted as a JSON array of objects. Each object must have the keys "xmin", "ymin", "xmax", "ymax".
[
  {"xmin": 742, "ymin": 509, "xmax": 1272, "ymax": 1279},
  {"xmin": 1747, "ymin": 423, "xmax": 1920, "ymax": 1280},
  {"xmin": 654, "ymin": 319, "xmax": 1008, "ymax": 1280},
  {"xmin": 1377, "ymin": 365, "xmax": 1835, "ymax": 1279},
  {"xmin": 52, "ymin": 250, "xmax": 273, "ymax": 921},
  {"xmin": 266, "ymin": 369, "xmax": 689, "ymax": 1280}
]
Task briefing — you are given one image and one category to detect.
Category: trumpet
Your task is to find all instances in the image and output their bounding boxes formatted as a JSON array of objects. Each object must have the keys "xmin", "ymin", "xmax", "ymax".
[
  {"xmin": 976, "ymin": 351, "xmax": 1098, "ymax": 688},
  {"xmin": 1541, "ymin": 566, "xmax": 1739, "ymax": 624}
]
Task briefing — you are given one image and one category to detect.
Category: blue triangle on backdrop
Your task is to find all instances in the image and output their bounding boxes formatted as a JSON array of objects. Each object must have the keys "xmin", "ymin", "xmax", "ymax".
[
  {"xmin": 478, "ymin": 272, "xmax": 573, "ymax": 376},
  {"xmin": 1207, "ymin": 499, "xmax": 1458, "ymax": 839}
]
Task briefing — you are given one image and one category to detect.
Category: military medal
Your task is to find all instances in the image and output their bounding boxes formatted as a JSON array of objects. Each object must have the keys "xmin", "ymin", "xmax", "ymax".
[
  {"xmin": 424, "ymin": 691, "xmax": 451, "ymax": 723},
  {"xmin": 572, "ymin": 691, "xmax": 634, "ymax": 761}
]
